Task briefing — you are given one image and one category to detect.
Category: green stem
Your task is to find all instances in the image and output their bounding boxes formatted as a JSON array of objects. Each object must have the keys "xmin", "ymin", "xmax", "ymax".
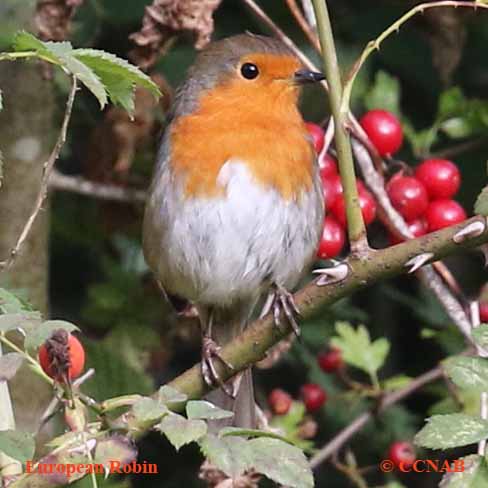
[
  {"xmin": 310, "ymin": 0, "xmax": 368, "ymax": 252},
  {"xmin": 341, "ymin": 1, "xmax": 488, "ymax": 112}
]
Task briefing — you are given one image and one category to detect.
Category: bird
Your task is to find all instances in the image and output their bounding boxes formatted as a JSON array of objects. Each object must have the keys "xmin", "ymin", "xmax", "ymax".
[{"xmin": 143, "ymin": 33, "xmax": 325, "ymax": 428}]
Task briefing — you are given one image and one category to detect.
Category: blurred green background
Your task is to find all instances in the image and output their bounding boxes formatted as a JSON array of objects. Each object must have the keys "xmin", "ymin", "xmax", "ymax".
[{"xmin": 1, "ymin": 1, "xmax": 488, "ymax": 487}]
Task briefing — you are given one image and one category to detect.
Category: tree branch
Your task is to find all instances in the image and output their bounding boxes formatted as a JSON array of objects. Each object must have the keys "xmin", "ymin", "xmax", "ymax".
[
  {"xmin": 309, "ymin": 366, "xmax": 444, "ymax": 468},
  {"xmin": 167, "ymin": 216, "xmax": 488, "ymax": 401},
  {"xmin": 49, "ymin": 169, "xmax": 146, "ymax": 204},
  {"xmin": 0, "ymin": 77, "xmax": 77, "ymax": 270}
]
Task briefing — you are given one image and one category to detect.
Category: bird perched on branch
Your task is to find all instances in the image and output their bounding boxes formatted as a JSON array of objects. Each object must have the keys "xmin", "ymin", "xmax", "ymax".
[{"xmin": 143, "ymin": 33, "xmax": 325, "ymax": 428}]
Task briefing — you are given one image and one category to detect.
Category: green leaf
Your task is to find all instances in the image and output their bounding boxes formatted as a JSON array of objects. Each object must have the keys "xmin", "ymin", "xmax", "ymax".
[
  {"xmin": 444, "ymin": 356, "xmax": 488, "ymax": 391},
  {"xmin": 440, "ymin": 455, "xmax": 488, "ymax": 487},
  {"xmin": 12, "ymin": 31, "xmax": 107, "ymax": 108},
  {"xmin": 199, "ymin": 434, "xmax": 250, "ymax": 479},
  {"xmin": 220, "ymin": 427, "xmax": 294, "ymax": 444},
  {"xmin": 415, "ymin": 414, "xmax": 488, "ymax": 449},
  {"xmin": 156, "ymin": 413, "xmax": 207, "ymax": 450},
  {"xmin": 23, "ymin": 320, "xmax": 79, "ymax": 350},
  {"xmin": 441, "ymin": 118, "xmax": 473, "ymax": 139},
  {"xmin": 0, "ymin": 312, "xmax": 42, "ymax": 332},
  {"xmin": 0, "ymin": 430, "xmax": 35, "ymax": 462},
  {"xmin": 132, "ymin": 397, "xmax": 168, "ymax": 422},
  {"xmin": 72, "ymin": 49, "xmax": 161, "ymax": 114},
  {"xmin": 247, "ymin": 438, "xmax": 313, "ymax": 488},
  {"xmin": 473, "ymin": 325, "xmax": 488, "ymax": 350},
  {"xmin": 0, "ymin": 289, "xmax": 28, "ymax": 313},
  {"xmin": 438, "ymin": 87, "xmax": 466, "ymax": 119},
  {"xmin": 157, "ymin": 385, "xmax": 187, "ymax": 405},
  {"xmin": 330, "ymin": 322, "xmax": 389, "ymax": 380},
  {"xmin": 475, "ymin": 187, "xmax": 488, "ymax": 216},
  {"xmin": 0, "ymin": 352, "xmax": 24, "ymax": 380},
  {"xmin": 364, "ymin": 71, "xmax": 401, "ymax": 115},
  {"xmin": 186, "ymin": 400, "xmax": 234, "ymax": 420}
]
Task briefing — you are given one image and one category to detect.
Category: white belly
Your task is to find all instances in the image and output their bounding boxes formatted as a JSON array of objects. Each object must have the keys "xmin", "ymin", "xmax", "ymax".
[{"xmin": 143, "ymin": 160, "xmax": 324, "ymax": 306}]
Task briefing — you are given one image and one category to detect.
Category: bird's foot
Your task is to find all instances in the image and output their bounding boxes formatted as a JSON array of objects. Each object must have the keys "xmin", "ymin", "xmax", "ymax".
[
  {"xmin": 261, "ymin": 285, "xmax": 301, "ymax": 337},
  {"xmin": 313, "ymin": 261, "xmax": 349, "ymax": 286},
  {"xmin": 201, "ymin": 336, "xmax": 235, "ymax": 397}
]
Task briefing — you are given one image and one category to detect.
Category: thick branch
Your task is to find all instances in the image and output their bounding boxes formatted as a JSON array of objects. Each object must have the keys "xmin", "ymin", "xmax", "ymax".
[{"xmin": 168, "ymin": 217, "xmax": 488, "ymax": 400}]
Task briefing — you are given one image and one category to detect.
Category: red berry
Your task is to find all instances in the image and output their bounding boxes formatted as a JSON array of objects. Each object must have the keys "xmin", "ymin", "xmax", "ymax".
[
  {"xmin": 319, "ymin": 154, "xmax": 338, "ymax": 180},
  {"xmin": 480, "ymin": 303, "xmax": 488, "ymax": 323},
  {"xmin": 415, "ymin": 159, "xmax": 461, "ymax": 200},
  {"xmin": 322, "ymin": 174, "xmax": 343, "ymax": 209},
  {"xmin": 387, "ymin": 175, "xmax": 429, "ymax": 221},
  {"xmin": 388, "ymin": 441, "xmax": 416, "ymax": 469},
  {"xmin": 359, "ymin": 110, "xmax": 403, "ymax": 156},
  {"xmin": 305, "ymin": 122, "xmax": 325, "ymax": 153},
  {"xmin": 425, "ymin": 199, "xmax": 467, "ymax": 232},
  {"xmin": 318, "ymin": 348, "xmax": 344, "ymax": 373},
  {"xmin": 317, "ymin": 216, "xmax": 346, "ymax": 259},
  {"xmin": 300, "ymin": 383, "xmax": 327, "ymax": 412},
  {"xmin": 39, "ymin": 333, "xmax": 85, "ymax": 381},
  {"xmin": 330, "ymin": 186, "xmax": 377, "ymax": 227},
  {"xmin": 268, "ymin": 388, "xmax": 292, "ymax": 415},
  {"xmin": 389, "ymin": 218, "xmax": 428, "ymax": 244}
]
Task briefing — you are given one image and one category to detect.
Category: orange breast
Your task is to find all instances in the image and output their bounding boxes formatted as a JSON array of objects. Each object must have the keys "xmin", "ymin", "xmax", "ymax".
[{"xmin": 170, "ymin": 73, "xmax": 315, "ymax": 201}]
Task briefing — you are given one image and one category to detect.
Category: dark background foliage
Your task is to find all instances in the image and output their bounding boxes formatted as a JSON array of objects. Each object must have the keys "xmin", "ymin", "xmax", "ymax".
[{"xmin": 1, "ymin": 1, "xmax": 488, "ymax": 487}]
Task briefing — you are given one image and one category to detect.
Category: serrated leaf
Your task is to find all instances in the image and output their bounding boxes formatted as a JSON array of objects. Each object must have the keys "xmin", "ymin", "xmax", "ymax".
[
  {"xmin": 158, "ymin": 385, "xmax": 187, "ymax": 405},
  {"xmin": 199, "ymin": 434, "xmax": 250, "ymax": 479},
  {"xmin": 473, "ymin": 325, "xmax": 488, "ymax": 350},
  {"xmin": 0, "ymin": 312, "xmax": 42, "ymax": 332},
  {"xmin": 156, "ymin": 413, "xmax": 207, "ymax": 450},
  {"xmin": 73, "ymin": 49, "xmax": 160, "ymax": 96},
  {"xmin": 440, "ymin": 455, "xmax": 488, "ymax": 487},
  {"xmin": 12, "ymin": 31, "xmax": 107, "ymax": 108},
  {"xmin": 72, "ymin": 49, "xmax": 160, "ymax": 115},
  {"xmin": 415, "ymin": 414, "xmax": 488, "ymax": 449},
  {"xmin": 186, "ymin": 401, "xmax": 234, "ymax": 420},
  {"xmin": 24, "ymin": 320, "xmax": 79, "ymax": 350},
  {"xmin": 330, "ymin": 322, "xmax": 389, "ymax": 380},
  {"xmin": 247, "ymin": 438, "xmax": 313, "ymax": 488},
  {"xmin": 0, "ymin": 353, "xmax": 24, "ymax": 380},
  {"xmin": 475, "ymin": 187, "xmax": 488, "ymax": 216},
  {"xmin": 364, "ymin": 71, "xmax": 401, "ymax": 115},
  {"xmin": 132, "ymin": 397, "xmax": 168, "ymax": 422},
  {"xmin": 444, "ymin": 356, "xmax": 488, "ymax": 391},
  {"xmin": 0, "ymin": 430, "xmax": 35, "ymax": 462}
]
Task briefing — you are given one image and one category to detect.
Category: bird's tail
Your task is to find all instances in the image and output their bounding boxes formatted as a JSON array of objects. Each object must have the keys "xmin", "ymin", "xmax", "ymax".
[{"xmin": 200, "ymin": 302, "xmax": 256, "ymax": 430}]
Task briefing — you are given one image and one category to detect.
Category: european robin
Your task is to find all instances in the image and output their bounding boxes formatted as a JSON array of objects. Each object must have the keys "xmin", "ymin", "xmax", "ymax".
[{"xmin": 143, "ymin": 33, "xmax": 325, "ymax": 427}]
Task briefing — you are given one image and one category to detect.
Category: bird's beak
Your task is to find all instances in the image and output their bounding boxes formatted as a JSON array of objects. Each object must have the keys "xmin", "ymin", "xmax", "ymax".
[{"xmin": 293, "ymin": 69, "xmax": 325, "ymax": 84}]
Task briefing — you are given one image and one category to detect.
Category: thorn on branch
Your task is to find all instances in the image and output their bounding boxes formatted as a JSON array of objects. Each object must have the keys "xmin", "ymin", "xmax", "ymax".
[{"xmin": 405, "ymin": 253, "xmax": 435, "ymax": 274}]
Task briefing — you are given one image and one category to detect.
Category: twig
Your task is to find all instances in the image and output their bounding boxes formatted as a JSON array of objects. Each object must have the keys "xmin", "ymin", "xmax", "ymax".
[
  {"xmin": 341, "ymin": 1, "xmax": 488, "ymax": 113},
  {"xmin": 0, "ymin": 77, "xmax": 78, "ymax": 270},
  {"xmin": 311, "ymin": 0, "xmax": 368, "ymax": 253},
  {"xmin": 49, "ymin": 169, "xmax": 147, "ymax": 203},
  {"xmin": 310, "ymin": 366, "xmax": 443, "ymax": 468},
  {"xmin": 432, "ymin": 137, "xmax": 488, "ymax": 160},
  {"xmin": 284, "ymin": 0, "xmax": 321, "ymax": 53}
]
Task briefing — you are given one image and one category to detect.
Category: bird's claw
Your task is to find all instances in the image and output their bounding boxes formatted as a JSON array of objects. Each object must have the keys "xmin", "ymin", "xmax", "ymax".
[
  {"xmin": 265, "ymin": 285, "xmax": 301, "ymax": 337},
  {"xmin": 201, "ymin": 336, "xmax": 235, "ymax": 397}
]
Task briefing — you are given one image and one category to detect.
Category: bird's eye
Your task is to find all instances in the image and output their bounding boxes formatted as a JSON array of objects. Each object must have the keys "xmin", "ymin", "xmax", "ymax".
[{"xmin": 240, "ymin": 63, "xmax": 259, "ymax": 80}]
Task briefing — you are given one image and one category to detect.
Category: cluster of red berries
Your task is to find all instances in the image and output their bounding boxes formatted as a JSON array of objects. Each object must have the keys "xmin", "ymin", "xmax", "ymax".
[
  {"xmin": 268, "ymin": 383, "xmax": 327, "ymax": 415},
  {"xmin": 306, "ymin": 123, "xmax": 378, "ymax": 260},
  {"xmin": 307, "ymin": 109, "xmax": 467, "ymax": 258}
]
